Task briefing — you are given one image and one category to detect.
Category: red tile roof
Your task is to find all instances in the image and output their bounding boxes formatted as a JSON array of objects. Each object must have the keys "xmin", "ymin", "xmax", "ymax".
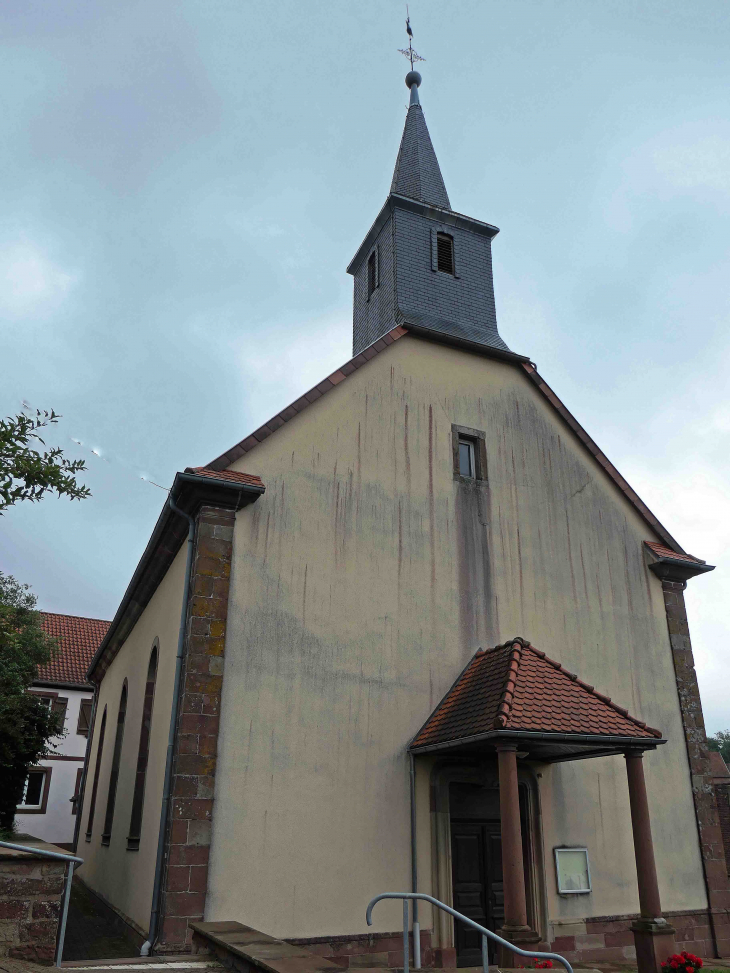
[
  {"xmin": 37, "ymin": 613, "xmax": 110, "ymax": 687},
  {"xmin": 410, "ymin": 638, "xmax": 661, "ymax": 751},
  {"xmin": 709, "ymin": 751, "xmax": 730, "ymax": 780},
  {"xmin": 185, "ymin": 466, "xmax": 264, "ymax": 489},
  {"xmin": 644, "ymin": 542, "xmax": 705, "ymax": 564}
]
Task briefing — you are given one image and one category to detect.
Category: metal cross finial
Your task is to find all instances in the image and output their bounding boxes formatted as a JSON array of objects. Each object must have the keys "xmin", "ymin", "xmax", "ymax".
[{"xmin": 398, "ymin": 5, "xmax": 425, "ymax": 69}]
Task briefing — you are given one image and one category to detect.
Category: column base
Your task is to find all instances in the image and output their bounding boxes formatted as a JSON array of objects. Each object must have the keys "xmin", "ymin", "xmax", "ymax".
[
  {"xmin": 631, "ymin": 919, "xmax": 677, "ymax": 973},
  {"xmin": 497, "ymin": 925, "xmax": 541, "ymax": 968}
]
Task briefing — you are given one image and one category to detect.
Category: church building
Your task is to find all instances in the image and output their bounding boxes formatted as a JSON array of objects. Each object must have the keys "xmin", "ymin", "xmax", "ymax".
[{"xmin": 75, "ymin": 68, "xmax": 730, "ymax": 972}]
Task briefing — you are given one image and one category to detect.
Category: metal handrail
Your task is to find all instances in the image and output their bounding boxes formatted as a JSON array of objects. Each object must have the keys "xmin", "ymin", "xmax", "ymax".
[
  {"xmin": 0, "ymin": 839, "xmax": 83, "ymax": 967},
  {"xmin": 366, "ymin": 892, "xmax": 573, "ymax": 973}
]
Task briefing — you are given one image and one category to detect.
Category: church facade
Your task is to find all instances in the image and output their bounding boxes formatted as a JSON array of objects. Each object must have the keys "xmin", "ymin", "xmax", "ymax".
[{"xmin": 75, "ymin": 70, "xmax": 730, "ymax": 970}]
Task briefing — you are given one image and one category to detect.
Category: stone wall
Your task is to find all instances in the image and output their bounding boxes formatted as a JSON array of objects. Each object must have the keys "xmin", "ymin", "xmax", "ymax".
[
  {"xmin": 158, "ymin": 504, "xmax": 236, "ymax": 951},
  {"xmin": 716, "ymin": 782, "xmax": 730, "ymax": 878},
  {"xmin": 661, "ymin": 577, "xmax": 730, "ymax": 956},
  {"xmin": 0, "ymin": 846, "xmax": 65, "ymax": 962}
]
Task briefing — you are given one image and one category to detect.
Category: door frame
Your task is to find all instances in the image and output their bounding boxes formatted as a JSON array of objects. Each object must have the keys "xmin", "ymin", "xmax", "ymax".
[{"xmin": 428, "ymin": 758, "xmax": 547, "ymax": 952}]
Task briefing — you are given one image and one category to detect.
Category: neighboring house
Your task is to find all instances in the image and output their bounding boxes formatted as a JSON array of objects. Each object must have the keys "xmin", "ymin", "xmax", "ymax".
[
  {"xmin": 16, "ymin": 612, "xmax": 109, "ymax": 850},
  {"xmin": 76, "ymin": 69, "xmax": 730, "ymax": 970},
  {"xmin": 710, "ymin": 752, "xmax": 730, "ymax": 877}
]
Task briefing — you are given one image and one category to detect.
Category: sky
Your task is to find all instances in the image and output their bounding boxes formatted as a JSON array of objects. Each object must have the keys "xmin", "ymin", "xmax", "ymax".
[{"xmin": 0, "ymin": 0, "xmax": 728, "ymax": 734}]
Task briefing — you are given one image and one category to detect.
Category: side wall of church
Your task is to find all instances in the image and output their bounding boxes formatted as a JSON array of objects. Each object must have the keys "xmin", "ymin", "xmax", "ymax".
[
  {"xmin": 208, "ymin": 336, "xmax": 706, "ymax": 942},
  {"xmin": 76, "ymin": 544, "xmax": 188, "ymax": 937}
]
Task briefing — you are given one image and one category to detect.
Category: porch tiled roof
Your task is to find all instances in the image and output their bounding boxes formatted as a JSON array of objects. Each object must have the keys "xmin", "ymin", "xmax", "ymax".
[
  {"xmin": 644, "ymin": 541, "xmax": 705, "ymax": 565},
  {"xmin": 38, "ymin": 612, "xmax": 110, "ymax": 687},
  {"xmin": 410, "ymin": 638, "xmax": 661, "ymax": 751}
]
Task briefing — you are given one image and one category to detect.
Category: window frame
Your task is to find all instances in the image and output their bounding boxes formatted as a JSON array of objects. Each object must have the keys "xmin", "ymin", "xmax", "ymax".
[
  {"xmin": 451, "ymin": 424, "xmax": 487, "ymax": 482},
  {"xmin": 127, "ymin": 643, "xmax": 159, "ymax": 851},
  {"xmin": 17, "ymin": 766, "xmax": 52, "ymax": 814},
  {"xmin": 77, "ymin": 698, "xmax": 93, "ymax": 737},
  {"xmin": 85, "ymin": 705, "xmax": 107, "ymax": 842},
  {"xmin": 366, "ymin": 247, "xmax": 379, "ymax": 300},
  {"xmin": 101, "ymin": 682, "xmax": 128, "ymax": 847}
]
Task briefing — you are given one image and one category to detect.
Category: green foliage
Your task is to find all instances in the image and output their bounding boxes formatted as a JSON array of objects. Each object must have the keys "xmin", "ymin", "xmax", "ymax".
[
  {"xmin": 0, "ymin": 409, "xmax": 90, "ymax": 513},
  {"xmin": 0, "ymin": 573, "xmax": 64, "ymax": 830},
  {"xmin": 707, "ymin": 730, "xmax": 730, "ymax": 763}
]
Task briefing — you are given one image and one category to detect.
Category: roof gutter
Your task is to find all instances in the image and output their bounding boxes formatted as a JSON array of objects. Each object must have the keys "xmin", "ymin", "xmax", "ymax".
[{"xmin": 408, "ymin": 728, "xmax": 666, "ymax": 756}]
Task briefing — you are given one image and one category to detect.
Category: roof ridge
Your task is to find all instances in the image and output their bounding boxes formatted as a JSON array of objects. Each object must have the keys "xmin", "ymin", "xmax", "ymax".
[
  {"xmin": 522, "ymin": 642, "xmax": 662, "ymax": 738},
  {"xmin": 494, "ymin": 640, "xmax": 525, "ymax": 728},
  {"xmin": 40, "ymin": 611, "xmax": 111, "ymax": 624}
]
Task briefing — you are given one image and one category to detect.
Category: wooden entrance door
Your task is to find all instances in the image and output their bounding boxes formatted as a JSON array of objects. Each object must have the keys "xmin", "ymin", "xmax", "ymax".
[{"xmin": 451, "ymin": 821, "xmax": 504, "ymax": 966}]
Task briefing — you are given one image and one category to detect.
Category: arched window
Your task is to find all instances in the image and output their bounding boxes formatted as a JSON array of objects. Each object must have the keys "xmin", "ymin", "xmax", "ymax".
[
  {"xmin": 101, "ymin": 682, "xmax": 127, "ymax": 846},
  {"xmin": 127, "ymin": 644, "xmax": 158, "ymax": 850},
  {"xmin": 85, "ymin": 705, "xmax": 107, "ymax": 842}
]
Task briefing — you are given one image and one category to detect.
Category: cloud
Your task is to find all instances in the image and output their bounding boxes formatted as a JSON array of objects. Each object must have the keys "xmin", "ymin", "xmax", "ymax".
[{"xmin": 0, "ymin": 239, "xmax": 79, "ymax": 318}]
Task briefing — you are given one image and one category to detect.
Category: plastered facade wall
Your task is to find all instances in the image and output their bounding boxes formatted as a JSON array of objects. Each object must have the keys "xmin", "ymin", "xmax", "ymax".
[
  {"xmin": 208, "ymin": 335, "xmax": 705, "ymax": 941},
  {"xmin": 16, "ymin": 688, "xmax": 92, "ymax": 845},
  {"xmin": 77, "ymin": 545, "xmax": 187, "ymax": 933}
]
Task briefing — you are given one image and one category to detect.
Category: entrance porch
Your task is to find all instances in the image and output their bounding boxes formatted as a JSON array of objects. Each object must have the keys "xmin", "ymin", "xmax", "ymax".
[{"xmin": 409, "ymin": 638, "xmax": 677, "ymax": 973}]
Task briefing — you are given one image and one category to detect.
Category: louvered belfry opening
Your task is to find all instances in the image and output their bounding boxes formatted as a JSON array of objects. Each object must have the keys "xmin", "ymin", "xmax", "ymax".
[
  {"xmin": 367, "ymin": 250, "xmax": 376, "ymax": 297},
  {"xmin": 436, "ymin": 232, "xmax": 455, "ymax": 274}
]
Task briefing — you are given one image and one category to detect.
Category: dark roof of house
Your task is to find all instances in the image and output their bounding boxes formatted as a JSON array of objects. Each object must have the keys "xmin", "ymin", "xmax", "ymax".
[
  {"xmin": 38, "ymin": 612, "xmax": 110, "ymax": 688},
  {"xmin": 410, "ymin": 637, "xmax": 662, "ymax": 753},
  {"xmin": 206, "ymin": 323, "xmax": 687, "ymax": 555}
]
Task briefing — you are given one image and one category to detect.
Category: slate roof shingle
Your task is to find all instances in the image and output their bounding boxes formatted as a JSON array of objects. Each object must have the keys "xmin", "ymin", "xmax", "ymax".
[
  {"xmin": 37, "ymin": 612, "xmax": 110, "ymax": 687},
  {"xmin": 410, "ymin": 638, "xmax": 661, "ymax": 751}
]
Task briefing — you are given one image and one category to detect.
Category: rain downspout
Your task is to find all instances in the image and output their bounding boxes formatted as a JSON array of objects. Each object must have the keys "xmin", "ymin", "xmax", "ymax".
[
  {"xmin": 410, "ymin": 752, "xmax": 421, "ymax": 970},
  {"xmin": 140, "ymin": 495, "xmax": 195, "ymax": 956}
]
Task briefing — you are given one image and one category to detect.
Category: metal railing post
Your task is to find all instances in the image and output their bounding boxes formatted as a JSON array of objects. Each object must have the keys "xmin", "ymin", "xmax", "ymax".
[
  {"xmin": 56, "ymin": 861, "xmax": 75, "ymax": 967},
  {"xmin": 0, "ymin": 840, "xmax": 83, "ymax": 969},
  {"xmin": 367, "ymin": 892, "xmax": 573, "ymax": 973},
  {"xmin": 481, "ymin": 933, "xmax": 489, "ymax": 973},
  {"xmin": 402, "ymin": 897, "xmax": 409, "ymax": 971}
]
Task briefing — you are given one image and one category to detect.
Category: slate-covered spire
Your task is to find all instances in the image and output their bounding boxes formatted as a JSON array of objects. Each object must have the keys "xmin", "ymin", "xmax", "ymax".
[{"xmin": 390, "ymin": 71, "xmax": 451, "ymax": 209}]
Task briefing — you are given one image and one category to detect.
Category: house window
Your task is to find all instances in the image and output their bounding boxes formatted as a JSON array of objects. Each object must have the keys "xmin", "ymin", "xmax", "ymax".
[
  {"xmin": 367, "ymin": 250, "xmax": 377, "ymax": 298},
  {"xmin": 127, "ymin": 645, "xmax": 158, "ymax": 850},
  {"xmin": 452, "ymin": 425, "xmax": 486, "ymax": 481},
  {"xmin": 101, "ymin": 683, "xmax": 128, "ymax": 846},
  {"xmin": 17, "ymin": 767, "xmax": 51, "ymax": 814},
  {"xmin": 436, "ymin": 232, "xmax": 455, "ymax": 275},
  {"xmin": 77, "ymin": 698, "xmax": 93, "ymax": 736},
  {"xmin": 19, "ymin": 770, "xmax": 47, "ymax": 810},
  {"xmin": 458, "ymin": 439, "xmax": 475, "ymax": 478},
  {"xmin": 554, "ymin": 847, "xmax": 591, "ymax": 894},
  {"xmin": 85, "ymin": 705, "xmax": 107, "ymax": 841}
]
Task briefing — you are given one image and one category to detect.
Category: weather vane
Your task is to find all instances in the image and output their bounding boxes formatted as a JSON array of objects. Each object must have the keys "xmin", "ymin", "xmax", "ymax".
[{"xmin": 398, "ymin": 5, "xmax": 425, "ymax": 70}]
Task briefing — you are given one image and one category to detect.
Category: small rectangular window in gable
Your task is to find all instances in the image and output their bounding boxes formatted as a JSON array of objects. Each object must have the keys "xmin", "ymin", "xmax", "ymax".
[
  {"xmin": 437, "ymin": 232, "xmax": 455, "ymax": 275},
  {"xmin": 367, "ymin": 250, "xmax": 377, "ymax": 298}
]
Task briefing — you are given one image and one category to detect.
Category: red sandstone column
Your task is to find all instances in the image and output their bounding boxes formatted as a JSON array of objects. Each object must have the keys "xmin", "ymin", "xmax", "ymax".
[
  {"xmin": 625, "ymin": 750, "xmax": 676, "ymax": 973},
  {"xmin": 496, "ymin": 744, "xmax": 538, "ymax": 965}
]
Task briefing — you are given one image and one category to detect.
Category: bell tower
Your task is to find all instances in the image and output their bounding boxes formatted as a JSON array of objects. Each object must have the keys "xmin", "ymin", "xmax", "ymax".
[{"xmin": 347, "ymin": 70, "xmax": 510, "ymax": 357}]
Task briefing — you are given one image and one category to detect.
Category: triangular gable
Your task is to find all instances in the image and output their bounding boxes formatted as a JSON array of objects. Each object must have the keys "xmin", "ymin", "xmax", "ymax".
[
  {"xmin": 410, "ymin": 637, "xmax": 661, "ymax": 752},
  {"xmin": 207, "ymin": 323, "xmax": 689, "ymax": 554}
]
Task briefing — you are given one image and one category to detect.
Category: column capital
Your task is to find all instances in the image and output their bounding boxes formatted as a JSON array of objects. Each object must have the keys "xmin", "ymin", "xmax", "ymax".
[{"xmin": 494, "ymin": 742, "xmax": 518, "ymax": 753}]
